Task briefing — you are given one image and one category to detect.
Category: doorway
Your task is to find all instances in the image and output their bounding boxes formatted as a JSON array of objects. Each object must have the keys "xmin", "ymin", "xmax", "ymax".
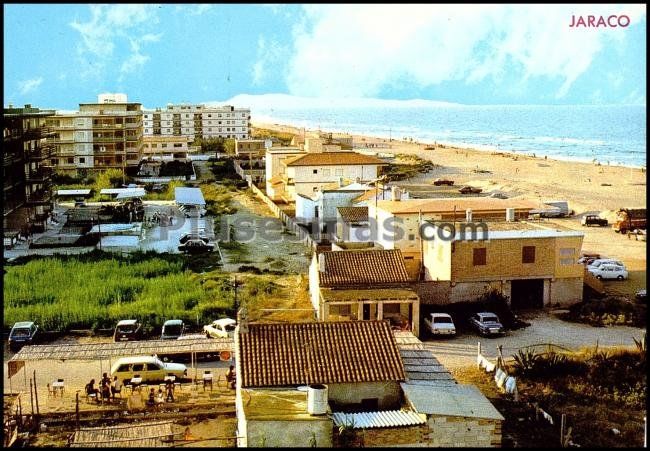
[{"xmin": 510, "ymin": 279, "xmax": 544, "ymax": 309}]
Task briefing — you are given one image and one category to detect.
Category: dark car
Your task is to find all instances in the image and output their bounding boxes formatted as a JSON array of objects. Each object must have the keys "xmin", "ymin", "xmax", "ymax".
[
  {"xmin": 433, "ymin": 178, "xmax": 455, "ymax": 186},
  {"xmin": 178, "ymin": 239, "xmax": 214, "ymax": 254},
  {"xmin": 459, "ymin": 185, "xmax": 482, "ymax": 194},
  {"xmin": 469, "ymin": 312, "xmax": 505, "ymax": 337},
  {"xmin": 8, "ymin": 321, "xmax": 39, "ymax": 351},
  {"xmin": 113, "ymin": 319, "xmax": 142, "ymax": 342},
  {"xmin": 581, "ymin": 215, "xmax": 608, "ymax": 227},
  {"xmin": 635, "ymin": 289, "xmax": 646, "ymax": 303}
]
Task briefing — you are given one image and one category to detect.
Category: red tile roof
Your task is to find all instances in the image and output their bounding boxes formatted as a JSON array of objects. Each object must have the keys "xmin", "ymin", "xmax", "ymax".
[
  {"xmin": 337, "ymin": 206, "xmax": 369, "ymax": 223},
  {"xmin": 319, "ymin": 249, "xmax": 409, "ymax": 287},
  {"xmin": 239, "ymin": 321, "xmax": 405, "ymax": 387},
  {"xmin": 285, "ymin": 152, "xmax": 388, "ymax": 167}
]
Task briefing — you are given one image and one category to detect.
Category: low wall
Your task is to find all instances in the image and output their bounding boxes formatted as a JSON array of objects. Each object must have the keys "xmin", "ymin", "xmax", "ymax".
[{"xmin": 426, "ymin": 415, "xmax": 502, "ymax": 447}]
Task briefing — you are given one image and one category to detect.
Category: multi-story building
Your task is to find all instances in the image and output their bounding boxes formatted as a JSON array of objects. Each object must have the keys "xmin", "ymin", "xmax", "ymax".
[
  {"xmin": 142, "ymin": 104, "xmax": 250, "ymax": 141},
  {"xmin": 3, "ymin": 104, "xmax": 56, "ymax": 233},
  {"xmin": 141, "ymin": 135, "xmax": 197, "ymax": 161},
  {"xmin": 235, "ymin": 138, "xmax": 266, "ymax": 158},
  {"xmin": 47, "ymin": 94, "xmax": 143, "ymax": 175}
]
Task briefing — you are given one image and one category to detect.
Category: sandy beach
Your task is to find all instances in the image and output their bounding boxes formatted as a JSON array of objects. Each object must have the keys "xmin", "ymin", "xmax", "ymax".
[{"xmin": 253, "ymin": 121, "xmax": 646, "ymax": 294}]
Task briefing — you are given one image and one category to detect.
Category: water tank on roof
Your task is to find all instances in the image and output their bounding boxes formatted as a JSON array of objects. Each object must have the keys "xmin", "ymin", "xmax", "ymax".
[{"xmin": 307, "ymin": 384, "xmax": 328, "ymax": 415}]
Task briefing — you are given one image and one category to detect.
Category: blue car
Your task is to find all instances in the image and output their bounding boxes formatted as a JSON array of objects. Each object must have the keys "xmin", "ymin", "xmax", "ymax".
[{"xmin": 469, "ymin": 312, "xmax": 505, "ymax": 337}]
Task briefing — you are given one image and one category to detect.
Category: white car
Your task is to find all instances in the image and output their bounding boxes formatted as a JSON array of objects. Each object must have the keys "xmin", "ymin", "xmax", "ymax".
[
  {"xmin": 424, "ymin": 313, "xmax": 456, "ymax": 336},
  {"xmin": 179, "ymin": 204, "xmax": 207, "ymax": 218},
  {"xmin": 110, "ymin": 355, "xmax": 187, "ymax": 384},
  {"xmin": 203, "ymin": 318, "xmax": 237, "ymax": 338},
  {"xmin": 588, "ymin": 264, "xmax": 628, "ymax": 280},
  {"xmin": 588, "ymin": 259, "xmax": 624, "ymax": 269}
]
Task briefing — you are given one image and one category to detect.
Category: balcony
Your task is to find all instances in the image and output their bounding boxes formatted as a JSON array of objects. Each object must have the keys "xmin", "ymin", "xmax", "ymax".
[
  {"xmin": 27, "ymin": 146, "xmax": 55, "ymax": 161},
  {"xmin": 26, "ymin": 189, "xmax": 52, "ymax": 205},
  {"xmin": 25, "ymin": 167, "xmax": 53, "ymax": 183}
]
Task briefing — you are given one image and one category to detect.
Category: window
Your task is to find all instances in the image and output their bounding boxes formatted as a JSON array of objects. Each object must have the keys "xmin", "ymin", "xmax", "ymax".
[
  {"xmin": 335, "ymin": 168, "xmax": 344, "ymax": 176},
  {"xmin": 116, "ymin": 364, "xmax": 130, "ymax": 373},
  {"xmin": 132, "ymin": 364, "xmax": 144, "ymax": 372},
  {"xmin": 146, "ymin": 363, "xmax": 161, "ymax": 371},
  {"xmin": 173, "ymin": 143, "xmax": 183, "ymax": 148},
  {"xmin": 522, "ymin": 246, "xmax": 536, "ymax": 263},
  {"xmin": 67, "ymin": 157, "xmax": 74, "ymax": 164},
  {"xmin": 323, "ymin": 169, "xmax": 331, "ymax": 176},
  {"xmin": 560, "ymin": 248, "xmax": 574, "ymax": 256},
  {"xmin": 151, "ymin": 144, "xmax": 158, "ymax": 148},
  {"xmin": 560, "ymin": 258, "xmax": 574, "ymax": 265},
  {"xmin": 313, "ymin": 187, "xmax": 319, "ymax": 192},
  {"xmin": 313, "ymin": 169, "xmax": 318, "ymax": 174},
  {"xmin": 473, "ymin": 248, "xmax": 486, "ymax": 266},
  {"xmin": 79, "ymin": 157, "xmax": 85, "ymax": 164}
]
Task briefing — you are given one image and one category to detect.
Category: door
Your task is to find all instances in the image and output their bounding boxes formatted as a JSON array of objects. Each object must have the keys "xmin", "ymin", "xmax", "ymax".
[{"xmin": 510, "ymin": 279, "xmax": 544, "ymax": 309}]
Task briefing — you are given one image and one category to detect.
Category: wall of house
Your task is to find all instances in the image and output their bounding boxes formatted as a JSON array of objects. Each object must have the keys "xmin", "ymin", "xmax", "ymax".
[
  {"xmin": 288, "ymin": 165, "xmax": 381, "ymax": 198},
  {"xmin": 553, "ymin": 236, "xmax": 585, "ymax": 278},
  {"xmin": 451, "ymin": 237, "xmax": 557, "ymax": 281},
  {"xmin": 548, "ymin": 277, "xmax": 583, "ymax": 306},
  {"xmin": 423, "ymin": 238, "xmax": 452, "ymax": 281},
  {"xmin": 334, "ymin": 423, "xmax": 429, "ymax": 447},
  {"xmin": 295, "ymin": 194, "xmax": 317, "ymax": 223},
  {"xmin": 425, "ymin": 415, "xmax": 502, "ymax": 447},
  {"xmin": 246, "ymin": 418, "xmax": 333, "ymax": 447},
  {"xmin": 309, "ymin": 255, "xmax": 322, "ymax": 316},
  {"xmin": 328, "ymin": 381, "xmax": 402, "ymax": 410}
]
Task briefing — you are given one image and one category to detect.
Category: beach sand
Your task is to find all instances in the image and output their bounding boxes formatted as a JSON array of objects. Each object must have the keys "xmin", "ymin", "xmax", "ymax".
[{"xmin": 253, "ymin": 121, "xmax": 646, "ymax": 295}]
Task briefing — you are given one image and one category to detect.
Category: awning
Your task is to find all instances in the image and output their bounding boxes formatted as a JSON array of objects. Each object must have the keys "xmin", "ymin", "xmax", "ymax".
[
  {"xmin": 71, "ymin": 421, "xmax": 175, "ymax": 447},
  {"xmin": 9, "ymin": 337, "xmax": 234, "ymax": 363},
  {"xmin": 57, "ymin": 189, "xmax": 92, "ymax": 196},
  {"xmin": 175, "ymin": 187, "xmax": 206, "ymax": 206},
  {"xmin": 116, "ymin": 188, "xmax": 146, "ymax": 199}
]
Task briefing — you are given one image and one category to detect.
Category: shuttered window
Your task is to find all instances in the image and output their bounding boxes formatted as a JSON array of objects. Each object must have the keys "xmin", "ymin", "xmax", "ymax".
[
  {"xmin": 473, "ymin": 248, "xmax": 486, "ymax": 266},
  {"xmin": 522, "ymin": 246, "xmax": 536, "ymax": 263}
]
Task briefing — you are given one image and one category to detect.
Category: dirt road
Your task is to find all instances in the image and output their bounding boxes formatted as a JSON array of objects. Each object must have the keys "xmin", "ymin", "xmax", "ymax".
[{"xmin": 422, "ymin": 311, "xmax": 645, "ymax": 370}]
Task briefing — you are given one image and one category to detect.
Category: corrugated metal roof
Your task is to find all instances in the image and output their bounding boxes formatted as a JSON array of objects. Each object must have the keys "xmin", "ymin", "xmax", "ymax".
[
  {"xmin": 332, "ymin": 410, "xmax": 425, "ymax": 429},
  {"xmin": 57, "ymin": 189, "xmax": 92, "ymax": 196},
  {"xmin": 401, "ymin": 383, "xmax": 504, "ymax": 421}
]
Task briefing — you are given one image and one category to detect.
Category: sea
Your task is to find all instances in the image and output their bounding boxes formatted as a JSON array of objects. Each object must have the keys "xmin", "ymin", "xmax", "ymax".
[{"xmin": 252, "ymin": 104, "xmax": 646, "ymax": 168}]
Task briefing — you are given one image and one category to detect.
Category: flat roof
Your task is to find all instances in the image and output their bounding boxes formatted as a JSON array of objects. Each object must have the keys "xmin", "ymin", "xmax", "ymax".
[
  {"xmin": 242, "ymin": 388, "xmax": 329, "ymax": 421},
  {"xmin": 57, "ymin": 189, "xmax": 92, "ymax": 196},
  {"xmin": 9, "ymin": 337, "xmax": 234, "ymax": 362},
  {"xmin": 88, "ymin": 223, "xmax": 142, "ymax": 234},
  {"xmin": 116, "ymin": 188, "xmax": 146, "ymax": 199},
  {"xmin": 376, "ymin": 198, "xmax": 539, "ymax": 214},
  {"xmin": 425, "ymin": 222, "xmax": 584, "ymax": 240},
  {"xmin": 175, "ymin": 187, "xmax": 206, "ymax": 206}
]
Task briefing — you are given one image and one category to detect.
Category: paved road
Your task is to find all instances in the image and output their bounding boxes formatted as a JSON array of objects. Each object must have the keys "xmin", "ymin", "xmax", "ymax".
[{"xmin": 421, "ymin": 311, "xmax": 645, "ymax": 370}]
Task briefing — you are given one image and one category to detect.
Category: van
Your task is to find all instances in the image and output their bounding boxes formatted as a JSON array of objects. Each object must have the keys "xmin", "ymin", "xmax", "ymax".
[
  {"xmin": 161, "ymin": 319, "xmax": 185, "ymax": 340},
  {"xmin": 588, "ymin": 264, "xmax": 628, "ymax": 280},
  {"xmin": 114, "ymin": 319, "xmax": 142, "ymax": 342},
  {"xmin": 8, "ymin": 321, "xmax": 39, "ymax": 351},
  {"xmin": 110, "ymin": 355, "xmax": 187, "ymax": 384}
]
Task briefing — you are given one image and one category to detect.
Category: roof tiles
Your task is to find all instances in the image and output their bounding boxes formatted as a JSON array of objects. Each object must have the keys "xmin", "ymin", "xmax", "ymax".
[
  {"xmin": 319, "ymin": 249, "xmax": 410, "ymax": 287},
  {"xmin": 285, "ymin": 152, "xmax": 388, "ymax": 167},
  {"xmin": 239, "ymin": 321, "xmax": 405, "ymax": 388}
]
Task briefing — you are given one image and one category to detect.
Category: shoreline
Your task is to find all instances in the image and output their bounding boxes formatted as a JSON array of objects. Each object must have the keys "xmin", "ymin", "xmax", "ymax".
[
  {"xmin": 252, "ymin": 120, "xmax": 647, "ymax": 215},
  {"xmin": 252, "ymin": 116, "xmax": 646, "ymax": 170}
]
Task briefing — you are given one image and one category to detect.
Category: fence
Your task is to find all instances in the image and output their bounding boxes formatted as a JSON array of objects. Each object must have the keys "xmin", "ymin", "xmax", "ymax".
[{"xmin": 232, "ymin": 160, "xmax": 265, "ymax": 184}]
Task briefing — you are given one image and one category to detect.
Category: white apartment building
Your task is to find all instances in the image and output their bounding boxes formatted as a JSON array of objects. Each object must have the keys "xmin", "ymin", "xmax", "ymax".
[
  {"xmin": 46, "ymin": 94, "xmax": 143, "ymax": 173},
  {"xmin": 142, "ymin": 104, "xmax": 250, "ymax": 141}
]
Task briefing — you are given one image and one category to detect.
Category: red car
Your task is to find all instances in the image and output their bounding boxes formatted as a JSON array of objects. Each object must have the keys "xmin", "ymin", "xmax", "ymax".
[{"xmin": 459, "ymin": 185, "xmax": 482, "ymax": 194}]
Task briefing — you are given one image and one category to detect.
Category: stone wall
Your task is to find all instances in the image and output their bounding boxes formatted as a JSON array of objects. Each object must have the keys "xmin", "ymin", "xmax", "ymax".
[{"xmin": 425, "ymin": 415, "xmax": 502, "ymax": 447}]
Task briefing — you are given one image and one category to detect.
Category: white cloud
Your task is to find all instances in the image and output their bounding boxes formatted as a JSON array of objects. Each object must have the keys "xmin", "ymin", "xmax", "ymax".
[
  {"xmin": 17, "ymin": 77, "xmax": 44, "ymax": 95},
  {"xmin": 252, "ymin": 37, "xmax": 287, "ymax": 86},
  {"xmin": 70, "ymin": 4, "xmax": 161, "ymax": 79},
  {"xmin": 284, "ymin": 4, "xmax": 646, "ymax": 99}
]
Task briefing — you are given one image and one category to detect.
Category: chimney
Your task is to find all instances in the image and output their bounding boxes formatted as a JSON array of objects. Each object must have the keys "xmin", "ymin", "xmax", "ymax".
[
  {"xmin": 506, "ymin": 208, "xmax": 515, "ymax": 222},
  {"xmin": 391, "ymin": 186, "xmax": 401, "ymax": 201},
  {"xmin": 318, "ymin": 253, "xmax": 326, "ymax": 272},
  {"xmin": 465, "ymin": 208, "xmax": 473, "ymax": 222}
]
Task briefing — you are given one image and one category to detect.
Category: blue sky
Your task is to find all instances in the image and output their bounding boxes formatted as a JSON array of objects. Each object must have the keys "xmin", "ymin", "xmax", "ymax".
[{"xmin": 3, "ymin": 4, "xmax": 646, "ymax": 110}]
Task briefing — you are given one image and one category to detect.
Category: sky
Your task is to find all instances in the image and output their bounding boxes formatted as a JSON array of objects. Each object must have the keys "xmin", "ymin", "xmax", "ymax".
[{"xmin": 3, "ymin": 3, "xmax": 647, "ymax": 110}]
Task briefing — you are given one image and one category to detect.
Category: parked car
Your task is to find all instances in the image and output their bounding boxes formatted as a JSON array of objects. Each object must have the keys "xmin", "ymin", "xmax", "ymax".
[
  {"xmin": 161, "ymin": 319, "xmax": 185, "ymax": 340},
  {"xmin": 469, "ymin": 312, "xmax": 505, "ymax": 337},
  {"xmin": 588, "ymin": 264, "xmax": 628, "ymax": 280},
  {"xmin": 635, "ymin": 289, "xmax": 646, "ymax": 303},
  {"xmin": 577, "ymin": 253, "xmax": 601, "ymax": 265},
  {"xmin": 581, "ymin": 215, "xmax": 608, "ymax": 227},
  {"xmin": 179, "ymin": 233, "xmax": 210, "ymax": 245},
  {"xmin": 424, "ymin": 313, "xmax": 456, "ymax": 336},
  {"xmin": 458, "ymin": 185, "xmax": 482, "ymax": 194},
  {"xmin": 8, "ymin": 321, "xmax": 39, "ymax": 351},
  {"xmin": 489, "ymin": 192, "xmax": 508, "ymax": 199},
  {"xmin": 433, "ymin": 178, "xmax": 454, "ymax": 186},
  {"xmin": 178, "ymin": 239, "xmax": 214, "ymax": 254},
  {"xmin": 588, "ymin": 259, "xmax": 624, "ymax": 269},
  {"xmin": 113, "ymin": 319, "xmax": 142, "ymax": 342},
  {"xmin": 204, "ymin": 318, "xmax": 237, "ymax": 338},
  {"xmin": 110, "ymin": 355, "xmax": 188, "ymax": 384}
]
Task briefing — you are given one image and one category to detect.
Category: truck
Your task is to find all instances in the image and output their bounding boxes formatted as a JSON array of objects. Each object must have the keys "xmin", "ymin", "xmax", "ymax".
[{"xmin": 613, "ymin": 208, "xmax": 646, "ymax": 233}]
